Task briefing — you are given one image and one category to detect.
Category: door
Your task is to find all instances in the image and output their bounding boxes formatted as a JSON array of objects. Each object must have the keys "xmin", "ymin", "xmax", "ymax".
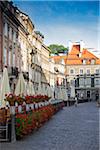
[{"xmin": 87, "ymin": 91, "xmax": 90, "ymax": 99}]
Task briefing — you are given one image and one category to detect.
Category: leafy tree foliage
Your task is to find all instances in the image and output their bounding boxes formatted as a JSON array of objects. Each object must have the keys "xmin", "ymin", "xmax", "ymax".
[{"xmin": 48, "ymin": 44, "xmax": 68, "ymax": 55}]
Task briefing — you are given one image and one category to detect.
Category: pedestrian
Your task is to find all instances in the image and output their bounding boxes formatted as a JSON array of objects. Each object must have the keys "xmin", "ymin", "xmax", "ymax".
[{"xmin": 75, "ymin": 95, "xmax": 78, "ymax": 107}]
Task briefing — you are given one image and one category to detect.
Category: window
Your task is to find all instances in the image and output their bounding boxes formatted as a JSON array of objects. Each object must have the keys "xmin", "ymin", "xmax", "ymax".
[
  {"xmin": 3, "ymin": 48, "xmax": 7, "ymax": 65},
  {"xmin": 8, "ymin": 51, "xmax": 11, "ymax": 66},
  {"xmin": 36, "ymin": 41, "xmax": 41, "ymax": 50},
  {"xmin": 38, "ymin": 54, "xmax": 40, "ymax": 63},
  {"xmin": 17, "ymin": 56, "xmax": 19, "ymax": 68},
  {"xmin": 95, "ymin": 69, "xmax": 99, "ymax": 74},
  {"xmin": 70, "ymin": 80, "xmax": 74, "ymax": 85},
  {"xmin": 91, "ymin": 59, "xmax": 95, "ymax": 64},
  {"xmin": 83, "ymin": 59, "xmax": 86, "ymax": 64},
  {"xmin": 91, "ymin": 78, "xmax": 94, "ymax": 87},
  {"xmin": 86, "ymin": 78, "xmax": 91, "ymax": 86},
  {"xmin": 9, "ymin": 27, "xmax": 12, "ymax": 40},
  {"xmin": 32, "ymin": 38, "xmax": 36, "ymax": 45},
  {"xmin": 32, "ymin": 55, "xmax": 35, "ymax": 63},
  {"xmin": 79, "ymin": 78, "xmax": 84, "ymax": 87},
  {"xmin": 95, "ymin": 79, "xmax": 99, "ymax": 85},
  {"xmin": 13, "ymin": 31, "xmax": 16, "ymax": 42},
  {"xmin": 80, "ymin": 69, "xmax": 84, "ymax": 74},
  {"xmin": 87, "ymin": 69, "xmax": 90, "ymax": 74},
  {"xmin": 12, "ymin": 53, "xmax": 15, "ymax": 67},
  {"xmin": 4, "ymin": 22, "xmax": 8, "ymax": 36},
  {"xmin": 70, "ymin": 69, "xmax": 74, "ymax": 74}
]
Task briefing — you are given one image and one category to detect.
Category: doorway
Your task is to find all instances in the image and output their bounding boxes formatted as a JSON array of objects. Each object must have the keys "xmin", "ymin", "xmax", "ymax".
[{"xmin": 87, "ymin": 91, "xmax": 90, "ymax": 100}]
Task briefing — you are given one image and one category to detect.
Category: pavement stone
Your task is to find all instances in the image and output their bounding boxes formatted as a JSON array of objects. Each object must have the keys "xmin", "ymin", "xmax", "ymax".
[{"xmin": 0, "ymin": 102, "xmax": 99, "ymax": 150}]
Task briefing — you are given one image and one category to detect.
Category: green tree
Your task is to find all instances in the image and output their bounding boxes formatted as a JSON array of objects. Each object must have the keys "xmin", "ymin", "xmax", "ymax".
[{"xmin": 48, "ymin": 44, "xmax": 68, "ymax": 55}]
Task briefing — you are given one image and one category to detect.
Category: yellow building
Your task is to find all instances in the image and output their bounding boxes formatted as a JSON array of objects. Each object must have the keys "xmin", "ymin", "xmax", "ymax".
[
  {"xmin": 50, "ymin": 41, "xmax": 100, "ymax": 101},
  {"xmin": 65, "ymin": 41, "xmax": 100, "ymax": 101}
]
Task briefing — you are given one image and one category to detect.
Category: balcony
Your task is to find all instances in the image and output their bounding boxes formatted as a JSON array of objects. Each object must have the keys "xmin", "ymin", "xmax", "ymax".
[{"xmin": 8, "ymin": 67, "xmax": 18, "ymax": 78}]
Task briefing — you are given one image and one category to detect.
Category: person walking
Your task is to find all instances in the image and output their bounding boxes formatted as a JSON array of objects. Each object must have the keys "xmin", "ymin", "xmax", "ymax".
[{"xmin": 75, "ymin": 95, "xmax": 78, "ymax": 107}]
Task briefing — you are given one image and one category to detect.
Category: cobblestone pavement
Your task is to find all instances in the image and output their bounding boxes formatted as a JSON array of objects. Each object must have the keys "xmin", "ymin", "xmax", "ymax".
[{"xmin": 0, "ymin": 102, "xmax": 99, "ymax": 150}]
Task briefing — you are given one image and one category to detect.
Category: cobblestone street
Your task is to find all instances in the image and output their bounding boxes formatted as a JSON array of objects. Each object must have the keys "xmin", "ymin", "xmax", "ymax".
[{"xmin": 0, "ymin": 102, "xmax": 99, "ymax": 150}]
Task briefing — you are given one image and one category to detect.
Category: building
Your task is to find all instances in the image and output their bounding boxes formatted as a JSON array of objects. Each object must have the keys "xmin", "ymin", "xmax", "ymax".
[
  {"xmin": 0, "ymin": 1, "xmax": 51, "ymax": 93},
  {"xmin": 0, "ymin": 1, "xmax": 22, "ymax": 90},
  {"xmin": 41, "ymin": 44, "xmax": 50, "ymax": 86},
  {"xmin": 50, "ymin": 41, "xmax": 100, "ymax": 101},
  {"xmin": 50, "ymin": 55, "xmax": 67, "ymax": 88},
  {"xmin": 65, "ymin": 41, "xmax": 100, "ymax": 101}
]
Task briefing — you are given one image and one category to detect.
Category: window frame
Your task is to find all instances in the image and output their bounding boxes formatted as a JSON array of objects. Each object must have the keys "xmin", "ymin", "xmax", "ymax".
[
  {"xmin": 79, "ymin": 68, "xmax": 84, "ymax": 74},
  {"xmin": 86, "ymin": 68, "xmax": 91, "ymax": 75}
]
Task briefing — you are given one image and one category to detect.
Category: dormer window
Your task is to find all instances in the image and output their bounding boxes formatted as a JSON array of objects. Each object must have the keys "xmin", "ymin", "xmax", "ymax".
[
  {"xmin": 91, "ymin": 59, "xmax": 95, "ymax": 64},
  {"xmin": 83, "ymin": 59, "xmax": 86, "ymax": 64}
]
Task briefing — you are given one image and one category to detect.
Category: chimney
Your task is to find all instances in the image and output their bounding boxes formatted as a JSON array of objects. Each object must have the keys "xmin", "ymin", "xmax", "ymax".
[{"xmin": 80, "ymin": 40, "xmax": 84, "ymax": 52}]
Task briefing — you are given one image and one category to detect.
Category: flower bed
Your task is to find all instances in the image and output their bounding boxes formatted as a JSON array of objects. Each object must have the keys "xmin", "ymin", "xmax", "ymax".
[
  {"xmin": 5, "ymin": 94, "xmax": 51, "ymax": 106},
  {"xmin": 15, "ymin": 102, "xmax": 64, "ymax": 140},
  {"xmin": 1, "ymin": 94, "xmax": 64, "ymax": 141},
  {"xmin": 15, "ymin": 105, "xmax": 54, "ymax": 139}
]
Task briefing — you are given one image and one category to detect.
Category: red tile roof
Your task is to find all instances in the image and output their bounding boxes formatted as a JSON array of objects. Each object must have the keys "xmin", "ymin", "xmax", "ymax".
[{"xmin": 50, "ymin": 44, "xmax": 100, "ymax": 65}]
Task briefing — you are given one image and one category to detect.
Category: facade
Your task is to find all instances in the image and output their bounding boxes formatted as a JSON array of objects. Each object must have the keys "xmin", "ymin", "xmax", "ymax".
[
  {"xmin": 50, "ymin": 41, "xmax": 100, "ymax": 101},
  {"xmin": 41, "ymin": 44, "xmax": 50, "ymax": 86},
  {"xmin": 65, "ymin": 41, "xmax": 100, "ymax": 101},
  {"xmin": 50, "ymin": 56, "xmax": 67, "ymax": 88},
  {"xmin": 0, "ymin": 1, "xmax": 21, "ymax": 90},
  {"xmin": 0, "ymin": 1, "xmax": 50, "ymax": 93}
]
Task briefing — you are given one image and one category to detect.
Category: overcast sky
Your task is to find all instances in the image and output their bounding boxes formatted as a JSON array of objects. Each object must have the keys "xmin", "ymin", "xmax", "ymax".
[{"xmin": 13, "ymin": 0, "xmax": 99, "ymax": 57}]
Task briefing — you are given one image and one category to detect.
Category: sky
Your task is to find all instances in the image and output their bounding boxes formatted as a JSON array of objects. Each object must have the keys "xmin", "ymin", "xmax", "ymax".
[{"xmin": 13, "ymin": 0, "xmax": 99, "ymax": 57}]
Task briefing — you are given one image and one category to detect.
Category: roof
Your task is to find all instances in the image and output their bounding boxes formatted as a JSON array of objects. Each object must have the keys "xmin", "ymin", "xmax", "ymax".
[
  {"xmin": 50, "ymin": 44, "xmax": 100, "ymax": 65},
  {"xmin": 50, "ymin": 56, "xmax": 67, "ymax": 63},
  {"xmin": 96, "ymin": 58, "xmax": 100, "ymax": 64},
  {"xmin": 81, "ymin": 49, "xmax": 97, "ymax": 59}
]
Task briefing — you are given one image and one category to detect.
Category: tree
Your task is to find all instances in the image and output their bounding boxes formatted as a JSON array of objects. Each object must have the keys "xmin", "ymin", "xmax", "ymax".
[{"xmin": 48, "ymin": 44, "xmax": 68, "ymax": 55}]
